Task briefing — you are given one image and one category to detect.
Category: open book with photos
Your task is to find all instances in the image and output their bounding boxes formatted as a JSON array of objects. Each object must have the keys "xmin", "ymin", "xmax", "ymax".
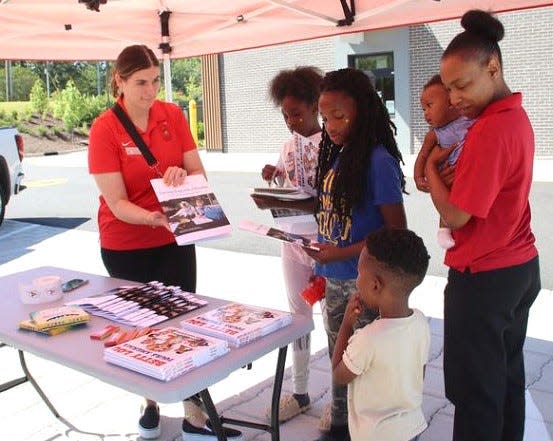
[
  {"xmin": 65, "ymin": 282, "xmax": 208, "ymax": 327},
  {"xmin": 238, "ymin": 219, "xmax": 320, "ymax": 251},
  {"xmin": 180, "ymin": 302, "xmax": 293, "ymax": 348},
  {"xmin": 150, "ymin": 174, "xmax": 232, "ymax": 246},
  {"xmin": 103, "ymin": 326, "xmax": 229, "ymax": 381}
]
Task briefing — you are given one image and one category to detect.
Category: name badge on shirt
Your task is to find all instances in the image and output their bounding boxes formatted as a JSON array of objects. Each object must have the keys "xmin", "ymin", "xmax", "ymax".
[{"xmin": 125, "ymin": 147, "xmax": 141, "ymax": 155}]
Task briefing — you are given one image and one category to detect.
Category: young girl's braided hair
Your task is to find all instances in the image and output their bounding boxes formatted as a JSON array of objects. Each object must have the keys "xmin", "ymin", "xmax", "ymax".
[{"xmin": 316, "ymin": 68, "xmax": 405, "ymax": 223}]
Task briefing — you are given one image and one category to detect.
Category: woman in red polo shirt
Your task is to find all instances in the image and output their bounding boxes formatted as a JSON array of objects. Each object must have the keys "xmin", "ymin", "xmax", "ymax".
[
  {"xmin": 88, "ymin": 45, "xmax": 242, "ymax": 441},
  {"xmin": 425, "ymin": 10, "xmax": 541, "ymax": 441}
]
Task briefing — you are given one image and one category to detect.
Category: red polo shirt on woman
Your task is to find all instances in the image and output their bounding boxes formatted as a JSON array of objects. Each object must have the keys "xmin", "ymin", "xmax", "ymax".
[
  {"xmin": 446, "ymin": 93, "xmax": 538, "ymax": 273},
  {"xmin": 88, "ymin": 98, "xmax": 196, "ymax": 250}
]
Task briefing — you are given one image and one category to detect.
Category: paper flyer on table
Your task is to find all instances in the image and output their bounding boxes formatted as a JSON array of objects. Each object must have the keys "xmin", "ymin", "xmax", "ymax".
[{"xmin": 150, "ymin": 175, "xmax": 232, "ymax": 245}]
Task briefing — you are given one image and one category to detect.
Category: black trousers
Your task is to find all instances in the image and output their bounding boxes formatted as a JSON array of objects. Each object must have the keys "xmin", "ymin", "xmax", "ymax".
[
  {"xmin": 444, "ymin": 256, "xmax": 540, "ymax": 441},
  {"xmin": 101, "ymin": 243, "xmax": 196, "ymax": 293}
]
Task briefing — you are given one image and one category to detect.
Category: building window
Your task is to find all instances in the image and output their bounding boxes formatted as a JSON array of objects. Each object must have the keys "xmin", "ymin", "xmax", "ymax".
[{"xmin": 348, "ymin": 52, "xmax": 395, "ymax": 115}]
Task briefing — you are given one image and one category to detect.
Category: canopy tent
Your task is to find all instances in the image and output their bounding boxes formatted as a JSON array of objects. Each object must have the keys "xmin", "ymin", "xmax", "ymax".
[{"xmin": 1, "ymin": 0, "xmax": 553, "ymax": 62}]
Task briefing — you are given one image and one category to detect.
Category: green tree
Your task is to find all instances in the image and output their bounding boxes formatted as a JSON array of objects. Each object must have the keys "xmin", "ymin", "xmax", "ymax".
[
  {"xmin": 0, "ymin": 67, "xmax": 5, "ymax": 101},
  {"xmin": 2, "ymin": 65, "xmax": 40, "ymax": 101},
  {"xmin": 59, "ymin": 80, "xmax": 86, "ymax": 131},
  {"xmin": 27, "ymin": 61, "xmax": 111, "ymax": 96},
  {"xmin": 30, "ymin": 80, "xmax": 49, "ymax": 116},
  {"xmin": 171, "ymin": 58, "xmax": 201, "ymax": 98}
]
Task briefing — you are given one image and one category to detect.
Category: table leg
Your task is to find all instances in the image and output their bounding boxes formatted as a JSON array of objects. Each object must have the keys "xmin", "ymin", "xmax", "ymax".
[
  {"xmin": 269, "ymin": 345, "xmax": 287, "ymax": 441},
  {"xmin": 18, "ymin": 350, "xmax": 61, "ymax": 418},
  {"xmin": 220, "ymin": 345, "xmax": 288, "ymax": 441},
  {"xmin": 199, "ymin": 389, "xmax": 228, "ymax": 441}
]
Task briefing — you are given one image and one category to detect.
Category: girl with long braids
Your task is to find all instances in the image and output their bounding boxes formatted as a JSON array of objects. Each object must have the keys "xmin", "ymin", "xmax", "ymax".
[{"xmin": 304, "ymin": 68, "xmax": 407, "ymax": 441}]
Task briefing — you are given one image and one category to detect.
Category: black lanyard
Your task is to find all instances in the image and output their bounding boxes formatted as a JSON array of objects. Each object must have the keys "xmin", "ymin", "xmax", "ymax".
[{"xmin": 111, "ymin": 103, "xmax": 162, "ymax": 177}]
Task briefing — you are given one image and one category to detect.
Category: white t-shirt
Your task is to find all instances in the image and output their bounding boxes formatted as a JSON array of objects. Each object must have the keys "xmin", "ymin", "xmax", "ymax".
[
  {"xmin": 342, "ymin": 309, "xmax": 430, "ymax": 441},
  {"xmin": 274, "ymin": 131, "xmax": 321, "ymax": 266},
  {"xmin": 275, "ymin": 131, "xmax": 321, "ymax": 196}
]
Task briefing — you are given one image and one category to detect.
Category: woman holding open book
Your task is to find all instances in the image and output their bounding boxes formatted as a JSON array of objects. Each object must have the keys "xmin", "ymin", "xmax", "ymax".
[
  {"xmin": 88, "ymin": 45, "xmax": 242, "ymax": 441},
  {"xmin": 251, "ymin": 66, "xmax": 330, "ymax": 429}
]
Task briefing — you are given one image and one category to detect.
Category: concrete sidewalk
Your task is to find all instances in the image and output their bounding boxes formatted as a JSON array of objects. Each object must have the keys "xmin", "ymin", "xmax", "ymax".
[
  {"xmin": 0, "ymin": 151, "xmax": 552, "ymax": 440},
  {"xmin": 0, "ymin": 219, "xmax": 552, "ymax": 441}
]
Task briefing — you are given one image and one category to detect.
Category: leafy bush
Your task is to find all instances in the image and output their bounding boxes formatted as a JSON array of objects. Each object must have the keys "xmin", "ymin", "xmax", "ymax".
[
  {"xmin": 50, "ymin": 82, "xmax": 111, "ymax": 133},
  {"xmin": 37, "ymin": 125, "xmax": 51, "ymax": 137},
  {"xmin": 197, "ymin": 121, "xmax": 205, "ymax": 140},
  {"xmin": 30, "ymin": 80, "xmax": 49, "ymax": 117}
]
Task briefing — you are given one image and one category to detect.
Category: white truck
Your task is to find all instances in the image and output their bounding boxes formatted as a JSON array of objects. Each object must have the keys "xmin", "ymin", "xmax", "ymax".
[{"xmin": 0, "ymin": 126, "xmax": 25, "ymax": 226}]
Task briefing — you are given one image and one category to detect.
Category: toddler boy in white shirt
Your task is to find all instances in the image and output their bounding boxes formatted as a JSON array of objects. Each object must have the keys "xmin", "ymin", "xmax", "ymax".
[{"xmin": 332, "ymin": 228, "xmax": 431, "ymax": 441}]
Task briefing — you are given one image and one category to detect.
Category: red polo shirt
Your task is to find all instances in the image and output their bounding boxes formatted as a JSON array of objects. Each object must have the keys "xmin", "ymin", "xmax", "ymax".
[
  {"xmin": 446, "ymin": 93, "xmax": 538, "ymax": 273},
  {"xmin": 88, "ymin": 98, "xmax": 196, "ymax": 250}
]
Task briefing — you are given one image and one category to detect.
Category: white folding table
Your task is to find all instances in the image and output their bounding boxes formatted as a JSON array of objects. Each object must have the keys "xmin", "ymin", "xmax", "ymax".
[{"xmin": 0, "ymin": 266, "xmax": 314, "ymax": 441}]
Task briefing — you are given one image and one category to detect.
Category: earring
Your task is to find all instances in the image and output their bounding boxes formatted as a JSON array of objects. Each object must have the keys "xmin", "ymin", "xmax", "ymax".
[
  {"xmin": 298, "ymin": 118, "xmax": 304, "ymax": 123},
  {"xmin": 344, "ymin": 118, "xmax": 350, "ymax": 124}
]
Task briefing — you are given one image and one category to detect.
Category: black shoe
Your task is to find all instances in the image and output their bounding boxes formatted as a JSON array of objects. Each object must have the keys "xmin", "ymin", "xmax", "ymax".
[
  {"xmin": 138, "ymin": 404, "xmax": 161, "ymax": 439},
  {"xmin": 314, "ymin": 424, "xmax": 351, "ymax": 441},
  {"xmin": 181, "ymin": 418, "xmax": 243, "ymax": 440}
]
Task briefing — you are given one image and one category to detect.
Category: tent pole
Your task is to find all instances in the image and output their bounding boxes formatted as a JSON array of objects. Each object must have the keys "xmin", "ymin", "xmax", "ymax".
[
  {"xmin": 163, "ymin": 56, "xmax": 173, "ymax": 102},
  {"xmin": 158, "ymin": 8, "xmax": 173, "ymax": 102}
]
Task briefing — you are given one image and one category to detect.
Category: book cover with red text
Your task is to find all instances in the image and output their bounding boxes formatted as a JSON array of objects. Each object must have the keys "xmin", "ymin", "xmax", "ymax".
[
  {"xmin": 180, "ymin": 303, "xmax": 292, "ymax": 348},
  {"xmin": 103, "ymin": 326, "xmax": 229, "ymax": 381}
]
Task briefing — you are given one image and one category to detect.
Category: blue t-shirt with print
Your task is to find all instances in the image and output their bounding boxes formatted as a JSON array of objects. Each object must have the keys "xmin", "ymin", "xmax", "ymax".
[{"xmin": 315, "ymin": 145, "xmax": 403, "ymax": 280}]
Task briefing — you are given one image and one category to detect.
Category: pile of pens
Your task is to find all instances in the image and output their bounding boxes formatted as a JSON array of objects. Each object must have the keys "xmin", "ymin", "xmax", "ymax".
[{"xmin": 69, "ymin": 282, "xmax": 208, "ymax": 327}]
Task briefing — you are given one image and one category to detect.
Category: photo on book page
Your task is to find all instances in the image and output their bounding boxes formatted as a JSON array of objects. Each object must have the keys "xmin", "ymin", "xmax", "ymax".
[
  {"xmin": 151, "ymin": 175, "xmax": 232, "ymax": 245},
  {"xmin": 239, "ymin": 219, "xmax": 320, "ymax": 251}
]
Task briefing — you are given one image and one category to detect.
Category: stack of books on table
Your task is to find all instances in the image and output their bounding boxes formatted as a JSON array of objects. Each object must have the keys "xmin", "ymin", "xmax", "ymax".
[
  {"xmin": 19, "ymin": 305, "xmax": 90, "ymax": 336},
  {"xmin": 180, "ymin": 303, "xmax": 293, "ymax": 348},
  {"xmin": 66, "ymin": 282, "xmax": 208, "ymax": 327},
  {"xmin": 103, "ymin": 327, "xmax": 229, "ymax": 381}
]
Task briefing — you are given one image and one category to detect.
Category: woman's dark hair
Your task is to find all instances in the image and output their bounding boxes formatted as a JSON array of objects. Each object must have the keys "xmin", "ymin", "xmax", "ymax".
[
  {"xmin": 110, "ymin": 45, "xmax": 159, "ymax": 97},
  {"xmin": 442, "ymin": 9, "xmax": 504, "ymax": 67},
  {"xmin": 316, "ymin": 68, "xmax": 405, "ymax": 223},
  {"xmin": 269, "ymin": 66, "xmax": 323, "ymax": 106}
]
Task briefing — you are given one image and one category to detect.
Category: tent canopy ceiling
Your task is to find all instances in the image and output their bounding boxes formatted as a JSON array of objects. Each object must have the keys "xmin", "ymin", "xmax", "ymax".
[{"xmin": 1, "ymin": 0, "xmax": 552, "ymax": 61}]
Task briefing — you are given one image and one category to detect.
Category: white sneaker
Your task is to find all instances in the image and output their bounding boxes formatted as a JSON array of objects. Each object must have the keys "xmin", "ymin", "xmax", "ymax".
[
  {"xmin": 265, "ymin": 393, "xmax": 311, "ymax": 423},
  {"xmin": 318, "ymin": 403, "xmax": 331, "ymax": 433},
  {"xmin": 138, "ymin": 404, "xmax": 161, "ymax": 440}
]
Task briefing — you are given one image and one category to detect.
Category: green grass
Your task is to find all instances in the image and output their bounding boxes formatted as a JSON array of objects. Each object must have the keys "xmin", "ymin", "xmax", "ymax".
[{"xmin": 0, "ymin": 101, "xmax": 32, "ymax": 113}]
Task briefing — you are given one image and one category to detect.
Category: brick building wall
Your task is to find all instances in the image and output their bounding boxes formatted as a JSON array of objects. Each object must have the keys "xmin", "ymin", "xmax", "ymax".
[
  {"xmin": 410, "ymin": 7, "xmax": 553, "ymax": 157},
  {"xmin": 220, "ymin": 39, "xmax": 335, "ymax": 153}
]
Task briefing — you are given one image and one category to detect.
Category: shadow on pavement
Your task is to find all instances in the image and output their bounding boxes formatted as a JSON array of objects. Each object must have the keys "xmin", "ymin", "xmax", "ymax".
[
  {"xmin": 0, "ymin": 218, "xmax": 91, "ymax": 265},
  {"xmin": 12, "ymin": 217, "xmax": 90, "ymax": 229}
]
